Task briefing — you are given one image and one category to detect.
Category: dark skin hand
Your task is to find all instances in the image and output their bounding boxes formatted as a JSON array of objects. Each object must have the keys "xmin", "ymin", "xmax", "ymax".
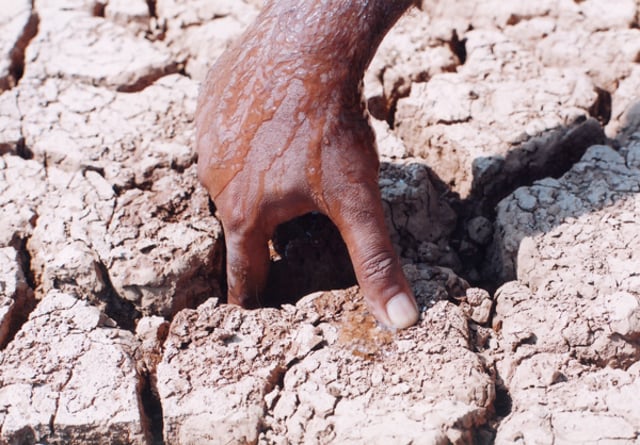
[{"xmin": 196, "ymin": 0, "xmax": 420, "ymax": 329}]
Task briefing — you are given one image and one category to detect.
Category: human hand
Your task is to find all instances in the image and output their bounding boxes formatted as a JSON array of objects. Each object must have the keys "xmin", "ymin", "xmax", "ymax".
[{"xmin": 195, "ymin": 0, "xmax": 419, "ymax": 328}]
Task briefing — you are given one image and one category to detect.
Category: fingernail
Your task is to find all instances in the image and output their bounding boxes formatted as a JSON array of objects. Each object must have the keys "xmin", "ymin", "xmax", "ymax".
[{"xmin": 386, "ymin": 293, "xmax": 419, "ymax": 329}]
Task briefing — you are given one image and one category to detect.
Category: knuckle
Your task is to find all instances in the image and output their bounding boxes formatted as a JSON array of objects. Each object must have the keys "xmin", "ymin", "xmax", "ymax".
[{"xmin": 359, "ymin": 248, "xmax": 396, "ymax": 284}]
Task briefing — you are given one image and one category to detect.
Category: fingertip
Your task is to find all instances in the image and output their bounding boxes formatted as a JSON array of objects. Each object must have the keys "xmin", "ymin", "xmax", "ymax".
[{"xmin": 385, "ymin": 292, "xmax": 419, "ymax": 329}]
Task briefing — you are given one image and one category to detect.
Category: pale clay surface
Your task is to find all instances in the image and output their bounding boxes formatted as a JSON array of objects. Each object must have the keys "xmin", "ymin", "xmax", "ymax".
[{"xmin": 1, "ymin": 0, "xmax": 640, "ymax": 443}]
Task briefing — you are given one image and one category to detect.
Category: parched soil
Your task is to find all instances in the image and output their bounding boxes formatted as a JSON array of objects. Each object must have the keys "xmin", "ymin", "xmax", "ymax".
[{"xmin": 1, "ymin": 0, "xmax": 639, "ymax": 444}]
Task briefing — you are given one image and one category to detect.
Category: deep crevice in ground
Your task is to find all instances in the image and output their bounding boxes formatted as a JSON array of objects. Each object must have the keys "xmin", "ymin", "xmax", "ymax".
[
  {"xmin": 135, "ymin": 321, "xmax": 169, "ymax": 444},
  {"xmin": 493, "ymin": 382, "xmax": 513, "ymax": 418},
  {"xmin": 139, "ymin": 370, "xmax": 165, "ymax": 445},
  {"xmin": 261, "ymin": 213, "xmax": 356, "ymax": 308},
  {"xmin": 12, "ymin": 235, "xmax": 36, "ymax": 291},
  {"xmin": 146, "ymin": 0, "xmax": 157, "ymax": 18},
  {"xmin": 589, "ymin": 87, "xmax": 612, "ymax": 125},
  {"xmin": 95, "ymin": 261, "xmax": 141, "ymax": 331},
  {"xmin": 3, "ymin": 7, "xmax": 39, "ymax": 91},
  {"xmin": 1, "ymin": 236, "xmax": 38, "ymax": 350},
  {"xmin": 442, "ymin": 116, "xmax": 607, "ymax": 292}
]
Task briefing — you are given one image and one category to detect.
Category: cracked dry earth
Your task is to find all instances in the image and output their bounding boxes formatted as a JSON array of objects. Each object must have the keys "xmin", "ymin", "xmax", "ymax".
[{"xmin": 1, "ymin": 0, "xmax": 640, "ymax": 444}]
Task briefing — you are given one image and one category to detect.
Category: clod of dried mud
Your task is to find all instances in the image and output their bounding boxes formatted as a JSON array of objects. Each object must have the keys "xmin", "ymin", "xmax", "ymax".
[
  {"xmin": 488, "ymin": 139, "xmax": 640, "ymax": 443},
  {"xmin": 158, "ymin": 287, "xmax": 493, "ymax": 445},
  {"xmin": 0, "ymin": 291, "xmax": 146, "ymax": 444}
]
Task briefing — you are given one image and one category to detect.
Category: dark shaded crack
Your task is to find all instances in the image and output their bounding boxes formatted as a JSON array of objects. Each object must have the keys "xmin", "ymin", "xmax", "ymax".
[
  {"xmin": 1, "ymin": 236, "xmax": 38, "ymax": 350},
  {"xmin": 176, "ymin": 64, "xmax": 190, "ymax": 79},
  {"xmin": 94, "ymin": 261, "xmax": 141, "ymax": 331},
  {"xmin": 588, "ymin": 87, "xmax": 612, "ymax": 126},
  {"xmin": 256, "ymin": 364, "xmax": 289, "ymax": 439},
  {"xmin": 481, "ymin": 117, "xmax": 605, "ymax": 211},
  {"xmin": 493, "ymin": 380, "xmax": 513, "ymax": 418},
  {"xmin": 436, "ymin": 116, "xmax": 473, "ymax": 125},
  {"xmin": 265, "ymin": 364, "xmax": 289, "ymax": 398},
  {"xmin": 15, "ymin": 137, "xmax": 34, "ymax": 160},
  {"xmin": 135, "ymin": 320, "xmax": 169, "ymax": 444},
  {"xmin": 429, "ymin": 117, "xmax": 608, "ymax": 291},
  {"xmin": 1, "ymin": 8, "xmax": 39, "ymax": 92},
  {"xmin": 50, "ymin": 369, "xmax": 74, "ymax": 436},
  {"xmin": 92, "ymin": 1, "xmax": 106, "ymax": 17},
  {"xmin": 1, "ymin": 134, "xmax": 33, "ymax": 159},
  {"xmin": 448, "ymin": 29, "xmax": 467, "ymax": 65},
  {"xmin": 146, "ymin": 0, "xmax": 157, "ymax": 18},
  {"xmin": 12, "ymin": 235, "xmax": 36, "ymax": 290},
  {"xmin": 139, "ymin": 370, "xmax": 165, "ymax": 445},
  {"xmin": 367, "ymin": 69, "xmax": 413, "ymax": 128},
  {"xmin": 385, "ymin": 85, "xmax": 408, "ymax": 129},
  {"xmin": 116, "ymin": 64, "xmax": 180, "ymax": 93},
  {"xmin": 113, "ymin": 177, "xmax": 153, "ymax": 196}
]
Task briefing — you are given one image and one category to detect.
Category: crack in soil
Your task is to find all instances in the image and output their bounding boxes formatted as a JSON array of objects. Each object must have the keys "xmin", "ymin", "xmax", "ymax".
[
  {"xmin": 134, "ymin": 317, "xmax": 169, "ymax": 444},
  {"xmin": 139, "ymin": 369, "xmax": 165, "ymax": 445},
  {"xmin": 1, "ymin": 235, "xmax": 37, "ymax": 350},
  {"xmin": 50, "ymin": 366, "xmax": 75, "ymax": 436},
  {"xmin": 448, "ymin": 29, "xmax": 468, "ymax": 65},
  {"xmin": 14, "ymin": 137, "xmax": 33, "ymax": 160},
  {"xmin": 94, "ymin": 261, "xmax": 141, "ymax": 331},
  {"xmin": 116, "ymin": 63, "xmax": 181, "ymax": 93},
  {"xmin": 146, "ymin": 0, "xmax": 157, "ymax": 19},
  {"xmin": 2, "ymin": 5, "xmax": 39, "ymax": 92}
]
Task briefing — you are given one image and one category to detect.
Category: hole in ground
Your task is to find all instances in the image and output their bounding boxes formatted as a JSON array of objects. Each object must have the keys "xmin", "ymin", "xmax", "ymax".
[
  {"xmin": 262, "ymin": 213, "xmax": 356, "ymax": 307},
  {"xmin": 494, "ymin": 383, "xmax": 513, "ymax": 418},
  {"xmin": 208, "ymin": 212, "xmax": 356, "ymax": 309}
]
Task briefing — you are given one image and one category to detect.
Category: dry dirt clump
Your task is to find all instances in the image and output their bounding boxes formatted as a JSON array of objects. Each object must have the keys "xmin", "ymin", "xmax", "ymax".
[
  {"xmin": 1, "ymin": 0, "xmax": 640, "ymax": 443},
  {"xmin": 488, "ymin": 135, "xmax": 640, "ymax": 443},
  {"xmin": 0, "ymin": 291, "xmax": 146, "ymax": 444},
  {"xmin": 158, "ymin": 285, "xmax": 494, "ymax": 445}
]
